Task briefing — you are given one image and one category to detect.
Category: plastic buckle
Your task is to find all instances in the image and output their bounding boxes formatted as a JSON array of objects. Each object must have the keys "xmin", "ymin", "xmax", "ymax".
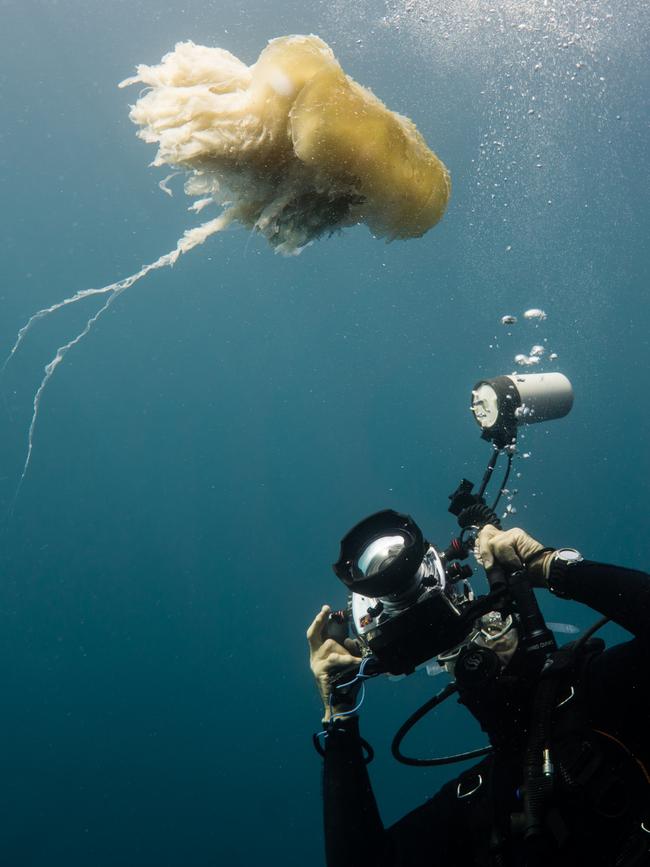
[
  {"xmin": 556, "ymin": 685, "xmax": 575, "ymax": 709},
  {"xmin": 457, "ymin": 773, "xmax": 483, "ymax": 799}
]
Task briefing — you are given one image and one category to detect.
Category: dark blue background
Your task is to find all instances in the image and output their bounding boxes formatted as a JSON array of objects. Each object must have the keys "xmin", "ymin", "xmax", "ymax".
[{"xmin": 0, "ymin": 0, "xmax": 648, "ymax": 863}]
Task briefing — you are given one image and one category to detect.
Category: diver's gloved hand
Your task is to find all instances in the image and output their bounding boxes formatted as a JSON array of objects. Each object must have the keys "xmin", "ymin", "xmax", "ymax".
[
  {"xmin": 307, "ymin": 605, "xmax": 363, "ymax": 722},
  {"xmin": 477, "ymin": 525, "xmax": 554, "ymax": 588}
]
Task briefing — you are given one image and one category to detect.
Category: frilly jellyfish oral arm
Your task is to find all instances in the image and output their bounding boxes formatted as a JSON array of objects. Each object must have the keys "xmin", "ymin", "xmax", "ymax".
[{"xmin": 158, "ymin": 172, "xmax": 181, "ymax": 197}]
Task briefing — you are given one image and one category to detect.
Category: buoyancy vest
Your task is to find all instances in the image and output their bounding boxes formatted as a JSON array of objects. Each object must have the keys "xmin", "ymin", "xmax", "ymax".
[{"xmin": 454, "ymin": 639, "xmax": 650, "ymax": 867}]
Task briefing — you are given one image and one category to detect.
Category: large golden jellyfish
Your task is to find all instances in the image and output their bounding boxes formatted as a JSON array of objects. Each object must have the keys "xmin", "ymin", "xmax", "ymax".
[
  {"xmin": 121, "ymin": 35, "xmax": 450, "ymax": 250},
  {"xmin": 6, "ymin": 35, "xmax": 450, "ymax": 485}
]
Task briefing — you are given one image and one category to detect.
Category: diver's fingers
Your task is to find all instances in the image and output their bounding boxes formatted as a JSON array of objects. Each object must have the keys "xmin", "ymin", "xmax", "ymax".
[
  {"xmin": 477, "ymin": 524, "xmax": 500, "ymax": 571},
  {"xmin": 307, "ymin": 605, "xmax": 331, "ymax": 651},
  {"xmin": 484, "ymin": 528, "xmax": 526, "ymax": 573},
  {"xmin": 493, "ymin": 539, "xmax": 524, "ymax": 572},
  {"xmin": 323, "ymin": 652, "xmax": 363, "ymax": 671}
]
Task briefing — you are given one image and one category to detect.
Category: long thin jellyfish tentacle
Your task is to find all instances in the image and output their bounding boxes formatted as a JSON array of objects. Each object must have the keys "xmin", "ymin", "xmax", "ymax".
[
  {"xmin": 11, "ymin": 210, "xmax": 237, "ymax": 497},
  {"xmin": 3, "ymin": 211, "xmax": 237, "ymax": 373},
  {"xmin": 3, "ymin": 287, "xmax": 125, "ymax": 374},
  {"xmin": 16, "ymin": 291, "xmax": 119, "ymax": 501}
]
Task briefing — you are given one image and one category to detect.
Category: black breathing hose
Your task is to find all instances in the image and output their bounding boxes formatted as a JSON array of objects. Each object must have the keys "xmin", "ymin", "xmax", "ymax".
[
  {"xmin": 477, "ymin": 448, "xmax": 500, "ymax": 501},
  {"xmin": 391, "ymin": 682, "xmax": 494, "ymax": 767},
  {"xmin": 521, "ymin": 677, "xmax": 558, "ymax": 845},
  {"xmin": 491, "ymin": 451, "xmax": 513, "ymax": 513}
]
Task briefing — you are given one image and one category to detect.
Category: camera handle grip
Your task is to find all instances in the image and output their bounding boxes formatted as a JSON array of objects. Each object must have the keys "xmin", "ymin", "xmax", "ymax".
[
  {"xmin": 485, "ymin": 563, "xmax": 508, "ymax": 591},
  {"xmin": 507, "ymin": 568, "xmax": 557, "ymax": 661}
]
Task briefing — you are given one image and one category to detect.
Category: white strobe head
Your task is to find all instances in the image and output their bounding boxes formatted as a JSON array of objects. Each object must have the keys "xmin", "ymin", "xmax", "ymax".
[{"xmin": 471, "ymin": 372, "xmax": 573, "ymax": 444}]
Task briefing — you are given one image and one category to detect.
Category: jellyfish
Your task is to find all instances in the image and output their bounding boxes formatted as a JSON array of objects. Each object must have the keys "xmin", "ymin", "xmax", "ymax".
[{"xmin": 5, "ymin": 35, "xmax": 450, "ymax": 487}]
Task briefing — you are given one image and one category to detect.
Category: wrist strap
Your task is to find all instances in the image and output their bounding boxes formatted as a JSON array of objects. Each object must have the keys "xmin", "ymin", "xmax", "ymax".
[
  {"xmin": 548, "ymin": 554, "xmax": 574, "ymax": 599},
  {"xmin": 312, "ymin": 720, "xmax": 374, "ymax": 763},
  {"xmin": 524, "ymin": 547, "xmax": 555, "ymax": 570}
]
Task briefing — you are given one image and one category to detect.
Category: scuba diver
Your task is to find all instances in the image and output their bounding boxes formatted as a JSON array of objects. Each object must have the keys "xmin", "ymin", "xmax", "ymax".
[{"xmin": 307, "ymin": 523, "xmax": 650, "ymax": 867}]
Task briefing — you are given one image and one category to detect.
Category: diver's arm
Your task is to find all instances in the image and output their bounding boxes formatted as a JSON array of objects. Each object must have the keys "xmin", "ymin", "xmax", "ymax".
[
  {"xmin": 322, "ymin": 717, "xmax": 465, "ymax": 867},
  {"xmin": 322, "ymin": 716, "xmax": 392, "ymax": 867},
  {"xmin": 550, "ymin": 560, "xmax": 650, "ymax": 642},
  {"xmin": 477, "ymin": 526, "xmax": 650, "ymax": 640},
  {"xmin": 565, "ymin": 562, "xmax": 650, "ymax": 731},
  {"xmin": 310, "ymin": 604, "xmax": 461, "ymax": 866},
  {"xmin": 308, "ymin": 605, "xmax": 389, "ymax": 865}
]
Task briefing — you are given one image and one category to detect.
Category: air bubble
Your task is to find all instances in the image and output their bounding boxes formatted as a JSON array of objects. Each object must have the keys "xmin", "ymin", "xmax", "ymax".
[
  {"xmin": 514, "ymin": 354, "xmax": 540, "ymax": 366},
  {"xmin": 523, "ymin": 308, "xmax": 547, "ymax": 321}
]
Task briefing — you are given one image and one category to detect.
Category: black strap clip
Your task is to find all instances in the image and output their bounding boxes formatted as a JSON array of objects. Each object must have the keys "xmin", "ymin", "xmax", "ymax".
[{"xmin": 312, "ymin": 721, "xmax": 374, "ymax": 764}]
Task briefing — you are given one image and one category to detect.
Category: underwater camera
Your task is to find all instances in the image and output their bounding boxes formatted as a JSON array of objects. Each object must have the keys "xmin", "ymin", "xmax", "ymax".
[{"xmin": 328, "ymin": 372, "xmax": 574, "ymax": 679}]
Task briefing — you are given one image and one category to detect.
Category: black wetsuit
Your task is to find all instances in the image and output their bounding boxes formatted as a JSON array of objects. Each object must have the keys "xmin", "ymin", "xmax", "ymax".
[{"xmin": 322, "ymin": 561, "xmax": 650, "ymax": 866}]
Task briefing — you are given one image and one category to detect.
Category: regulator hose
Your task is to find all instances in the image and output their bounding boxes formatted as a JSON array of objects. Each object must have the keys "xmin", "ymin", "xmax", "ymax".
[{"xmin": 391, "ymin": 682, "xmax": 494, "ymax": 766}]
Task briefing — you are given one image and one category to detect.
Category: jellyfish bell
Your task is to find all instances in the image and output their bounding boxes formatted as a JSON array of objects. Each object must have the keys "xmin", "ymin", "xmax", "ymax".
[
  {"xmin": 121, "ymin": 34, "xmax": 451, "ymax": 252},
  {"xmin": 5, "ymin": 34, "xmax": 450, "ymax": 489},
  {"xmin": 288, "ymin": 44, "xmax": 450, "ymax": 240}
]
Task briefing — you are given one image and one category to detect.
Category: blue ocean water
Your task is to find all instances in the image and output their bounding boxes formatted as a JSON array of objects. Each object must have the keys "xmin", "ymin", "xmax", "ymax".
[{"xmin": 0, "ymin": 1, "xmax": 648, "ymax": 864}]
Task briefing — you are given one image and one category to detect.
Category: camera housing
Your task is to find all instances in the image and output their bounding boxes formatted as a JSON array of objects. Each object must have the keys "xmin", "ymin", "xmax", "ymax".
[{"xmin": 333, "ymin": 510, "xmax": 476, "ymax": 675}]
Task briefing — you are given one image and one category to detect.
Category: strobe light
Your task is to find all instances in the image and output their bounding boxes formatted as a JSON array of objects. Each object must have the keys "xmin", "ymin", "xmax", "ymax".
[
  {"xmin": 333, "ymin": 510, "xmax": 475, "ymax": 675},
  {"xmin": 471, "ymin": 372, "xmax": 573, "ymax": 446}
]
